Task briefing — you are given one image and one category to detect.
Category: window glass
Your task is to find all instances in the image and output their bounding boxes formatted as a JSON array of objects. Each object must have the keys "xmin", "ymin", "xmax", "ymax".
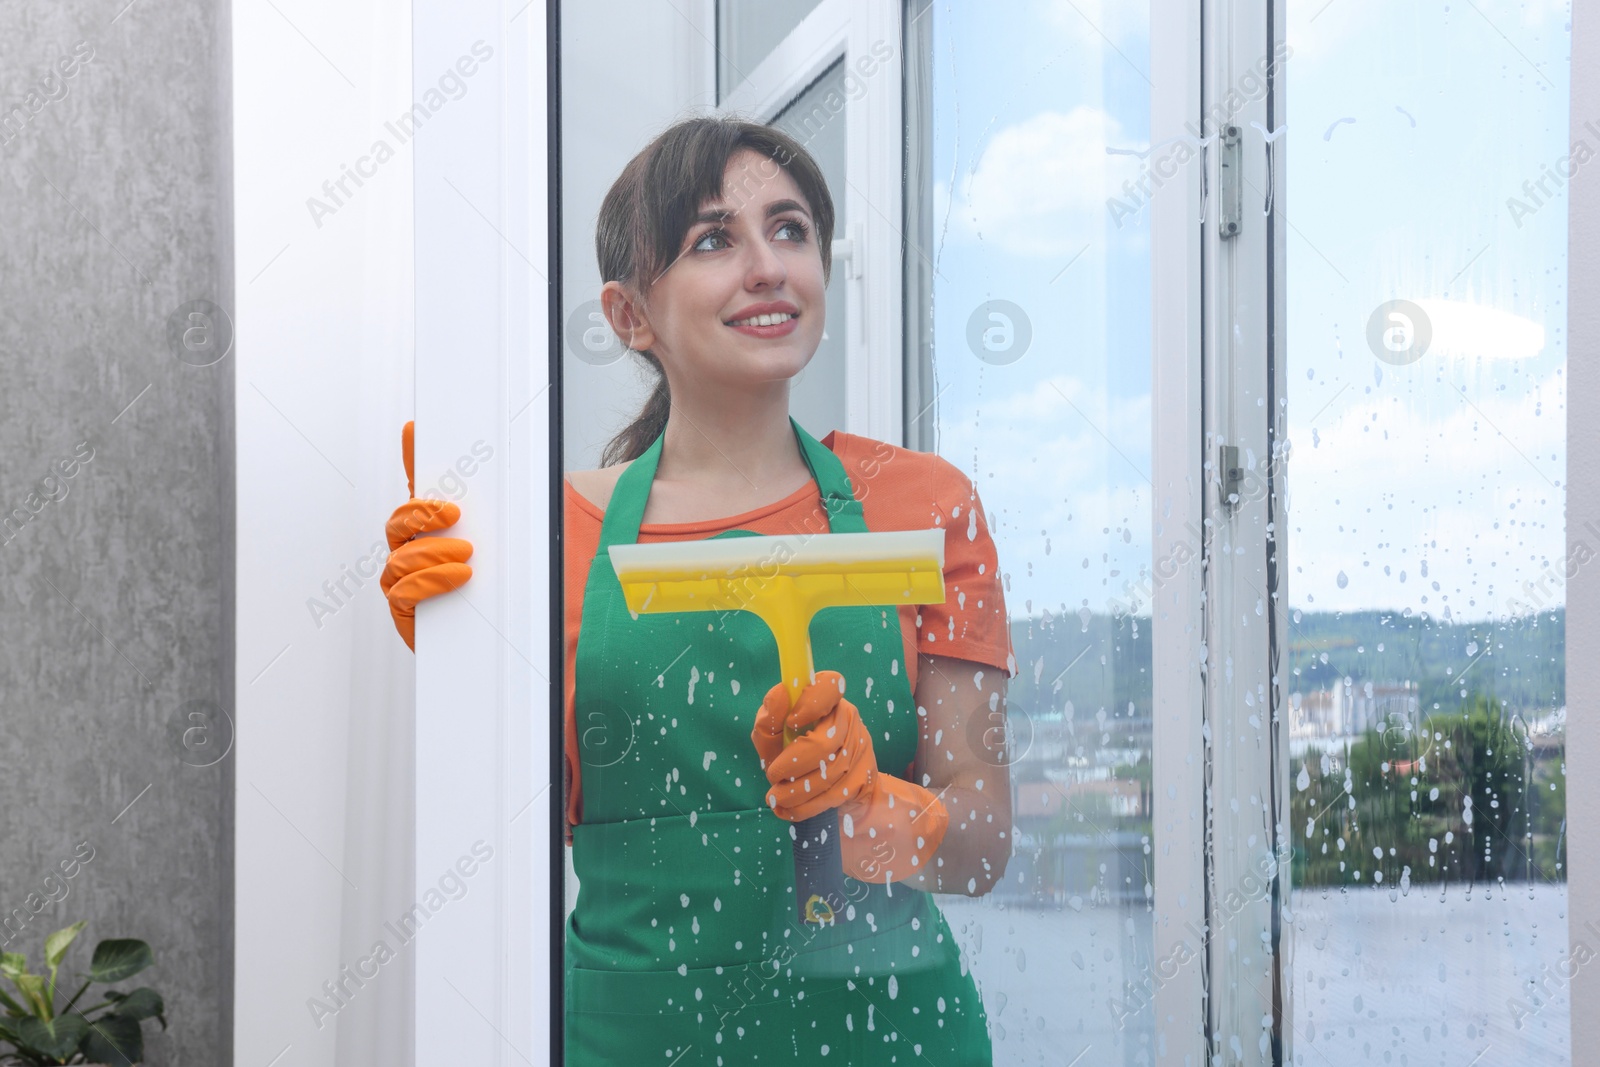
[
  {"xmin": 907, "ymin": 1, "xmax": 1157, "ymax": 1061},
  {"xmin": 717, "ymin": 0, "xmax": 828, "ymax": 101},
  {"xmin": 772, "ymin": 58, "xmax": 849, "ymax": 440},
  {"xmin": 1284, "ymin": 1, "xmax": 1572, "ymax": 1059}
]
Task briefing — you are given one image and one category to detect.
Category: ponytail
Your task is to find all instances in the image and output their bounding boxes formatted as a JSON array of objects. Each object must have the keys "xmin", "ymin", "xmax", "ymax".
[{"xmin": 598, "ymin": 362, "xmax": 671, "ymax": 469}]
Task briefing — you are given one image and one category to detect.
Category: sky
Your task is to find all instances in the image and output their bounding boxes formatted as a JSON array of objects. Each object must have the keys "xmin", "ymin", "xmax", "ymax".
[{"xmin": 921, "ymin": 0, "xmax": 1572, "ymax": 625}]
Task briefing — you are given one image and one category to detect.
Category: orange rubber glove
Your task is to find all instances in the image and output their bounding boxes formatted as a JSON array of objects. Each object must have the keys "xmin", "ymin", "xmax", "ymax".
[
  {"xmin": 751, "ymin": 670, "xmax": 949, "ymax": 884},
  {"xmin": 381, "ymin": 421, "xmax": 474, "ymax": 650}
]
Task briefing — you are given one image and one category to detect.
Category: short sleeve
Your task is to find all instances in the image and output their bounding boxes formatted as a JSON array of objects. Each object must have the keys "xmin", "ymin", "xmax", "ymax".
[{"xmin": 916, "ymin": 455, "xmax": 1017, "ymax": 678}]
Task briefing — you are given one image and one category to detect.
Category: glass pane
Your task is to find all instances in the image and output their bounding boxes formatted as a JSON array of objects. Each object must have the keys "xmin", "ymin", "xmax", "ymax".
[
  {"xmin": 772, "ymin": 58, "xmax": 848, "ymax": 440},
  {"xmin": 717, "ymin": 0, "xmax": 827, "ymax": 101},
  {"xmin": 907, "ymin": 0, "xmax": 1157, "ymax": 1062},
  {"xmin": 563, "ymin": 5, "xmax": 1060, "ymax": 1062},
  {"xmin": 1284, "ymin": 1, "xmax": 1571, "ymax": 1062}
]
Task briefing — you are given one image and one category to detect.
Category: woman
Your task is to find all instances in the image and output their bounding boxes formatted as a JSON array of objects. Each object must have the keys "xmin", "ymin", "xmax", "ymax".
[{"xmin": 383, "ymin": 116, "xmax": 1016, "ymax": 1064}]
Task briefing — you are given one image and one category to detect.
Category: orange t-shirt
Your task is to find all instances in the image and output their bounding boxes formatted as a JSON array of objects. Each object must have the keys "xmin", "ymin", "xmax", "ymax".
[{"xmin": 561, "ymin": 429, "xmax": 1016, "ymax": 838}]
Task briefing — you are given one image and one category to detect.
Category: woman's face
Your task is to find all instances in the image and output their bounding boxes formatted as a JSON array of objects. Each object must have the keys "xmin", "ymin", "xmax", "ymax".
[{"xmin": 607, "ymin": 147, "xmax": 827, "ymax": 396}]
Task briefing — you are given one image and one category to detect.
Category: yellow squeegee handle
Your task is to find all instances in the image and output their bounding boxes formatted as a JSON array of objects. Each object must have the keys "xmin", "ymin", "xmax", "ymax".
[
  {"xmin": 751, "ymin": 601, "xmax": 848, "ymax": 925},
  {"xmin": 765, "ymin": 611, "xmax": 813, "ymax": 747}
]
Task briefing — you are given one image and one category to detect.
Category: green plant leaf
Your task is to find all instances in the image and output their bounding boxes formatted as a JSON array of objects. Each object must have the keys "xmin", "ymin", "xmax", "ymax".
[
  {"xmin": 13, "ymin": 1012, "xmax": 87, "ymax": 1058},
  {"xmin": 12, "ymin": 974, "xmax": 51, "ymax": 1020},
  {"xmin": 105, "ymin": 987, "xmax": 164, "ymax": 1027},
  {"xmin": 0, "ymin": 981, "xmax": 28, "ymax": 1016},
  {"xmin": 88, "ymin": 941, "xmax": 152, "ymax": 985},
  {"xmin": 43, "ymin": 923, "xmax": 87, "ymax": 972},
  {"xmin": 0, "ymin": 952, "xmax": 27, "ymax": 980},
  {"xmin": 80, "ymin": 1012, "xmax": 143, "ymax": 1067}
]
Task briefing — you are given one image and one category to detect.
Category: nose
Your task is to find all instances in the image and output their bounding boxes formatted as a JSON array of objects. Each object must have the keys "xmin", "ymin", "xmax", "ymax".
[{"xmin": 742, "ymin": 231, "xmax": 787, "ymax": 290}]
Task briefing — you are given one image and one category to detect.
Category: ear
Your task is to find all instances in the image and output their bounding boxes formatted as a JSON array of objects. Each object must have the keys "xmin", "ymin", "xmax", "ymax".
[{"xmin": 600, "ymin": 280, "xmax": 656, "ymax": 353}]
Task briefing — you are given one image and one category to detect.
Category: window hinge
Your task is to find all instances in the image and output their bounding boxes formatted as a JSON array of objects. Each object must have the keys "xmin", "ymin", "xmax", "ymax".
[
  {"xmin": 1218, "ymin": 125, "xmax": 1242, "ymax": 239},
  {"xmin": 1220, "ymin": 444, "xmax": 1243, "ymax": 510}
]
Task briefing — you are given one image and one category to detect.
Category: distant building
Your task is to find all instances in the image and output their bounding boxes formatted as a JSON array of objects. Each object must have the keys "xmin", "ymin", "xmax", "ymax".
[{"xmin": 1290, "ymin": 678, "xmax": 1419, "ymax": 754}]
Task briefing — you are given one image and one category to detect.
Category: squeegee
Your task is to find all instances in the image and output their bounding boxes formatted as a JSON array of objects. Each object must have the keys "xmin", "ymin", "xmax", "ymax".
[{"xmin": 608, "ymin": 528, "xmax": 946, "ymax": 924}]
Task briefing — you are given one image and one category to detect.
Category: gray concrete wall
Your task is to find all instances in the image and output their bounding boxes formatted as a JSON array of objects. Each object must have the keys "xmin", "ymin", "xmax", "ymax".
[{"xmin": 0, "ymin": 2, "xmax": 233, "ymax": 1065}]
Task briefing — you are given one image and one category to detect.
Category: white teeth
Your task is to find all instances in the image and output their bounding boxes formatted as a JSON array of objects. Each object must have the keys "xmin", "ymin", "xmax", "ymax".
[{"xmin": 729, "ymin": 312, "xmax": 794, "ymax": 327}]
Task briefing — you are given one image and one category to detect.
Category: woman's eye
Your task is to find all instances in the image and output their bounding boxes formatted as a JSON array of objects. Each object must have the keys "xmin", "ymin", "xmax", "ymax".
[
  {"xmin": 692, "ymin": 220, "xmax": 808, "ymax": 253},
  {"xmin": 693, "ymin": 228, "xmax": 730, "ymax": 252}
]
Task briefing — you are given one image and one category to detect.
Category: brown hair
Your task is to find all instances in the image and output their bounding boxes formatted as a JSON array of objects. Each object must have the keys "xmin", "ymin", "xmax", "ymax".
[{"xmin": 594, "ymin": 115, "xmax": 836, "ymax": 467}]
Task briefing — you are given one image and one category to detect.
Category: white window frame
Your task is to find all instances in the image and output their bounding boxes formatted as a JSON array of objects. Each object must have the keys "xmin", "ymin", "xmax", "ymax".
[
  {"xmin": 1569, "ymin": 0, "xmax": 1600, "ymax": 1049},
  {"xmin": 411, "ymin": 0, "xmax": 552, "ymax": 1063},
  {"xmin": 1190, "ymin": 0, "xmax": 1295, "ymax": 1062},
  {"xmin": 1148, "ymin": 1, "xmax": 1211, "ymax": 1060}
]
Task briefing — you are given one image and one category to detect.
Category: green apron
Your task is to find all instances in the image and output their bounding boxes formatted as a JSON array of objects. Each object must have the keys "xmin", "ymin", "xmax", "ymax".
[{"xmin": 565, "ymin": 417, "xmax": 993, "ymax": 1065}]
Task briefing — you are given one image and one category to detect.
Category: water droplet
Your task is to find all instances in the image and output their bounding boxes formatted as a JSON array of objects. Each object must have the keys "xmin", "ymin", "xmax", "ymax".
[{"xmin": 1336, "ymin": 571, "xmax": 1349, "ymax": 589}]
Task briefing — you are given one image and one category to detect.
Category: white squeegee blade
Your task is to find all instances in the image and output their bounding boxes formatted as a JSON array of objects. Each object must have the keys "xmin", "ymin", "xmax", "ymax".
[{"xmin": 607, "ymin": 528, "xmax": 945, "ymax": 580}]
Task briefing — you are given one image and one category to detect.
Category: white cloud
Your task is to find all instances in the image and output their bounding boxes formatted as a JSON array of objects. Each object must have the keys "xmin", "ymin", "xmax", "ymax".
[
  {"xmin": 1288, "ymin": 364, "xmax": 1565, "ymax": 618},
  {"xmin": 950, "ymin": 107, "xmax": 1143, "ymax": 259},
  {"xmin": 1409, "ymin": 298, "xmax": 1547, "ymax": 362}
]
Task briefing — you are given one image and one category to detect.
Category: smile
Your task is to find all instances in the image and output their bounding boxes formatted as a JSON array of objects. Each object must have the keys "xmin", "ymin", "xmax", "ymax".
[{"xmin": 726, "ymin": 312, "xmax": 797, "ymax": 327}]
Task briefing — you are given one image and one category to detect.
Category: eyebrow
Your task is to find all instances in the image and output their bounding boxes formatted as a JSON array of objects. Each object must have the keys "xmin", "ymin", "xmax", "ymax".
[{"xmin": 691, "ymin": 198, "xmax": 811, "ymax": 226}]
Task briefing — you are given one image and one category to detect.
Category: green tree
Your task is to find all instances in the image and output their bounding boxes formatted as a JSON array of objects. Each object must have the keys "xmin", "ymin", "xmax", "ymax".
[{"xmin": 1290, "ymin": 692, "xmax": 1564, "ymax": 888}]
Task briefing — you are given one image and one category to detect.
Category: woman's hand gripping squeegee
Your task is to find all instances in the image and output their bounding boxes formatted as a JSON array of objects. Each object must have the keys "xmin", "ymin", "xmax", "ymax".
[
  {"xmin": 751, "ymin": 672, "xmax": 951, "ymax": 902},
  {"xmin": 606, "ymin": 528, "xmax": 948, "ymax": 925}
]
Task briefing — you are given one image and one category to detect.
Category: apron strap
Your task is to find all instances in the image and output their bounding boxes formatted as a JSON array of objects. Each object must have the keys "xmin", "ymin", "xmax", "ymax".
[
  {"xmin": 792, "ymin": 416, "xmax": 868, "ymax": 534},
  {"xmin": 596, "ymin": 415, "xmax": 867, "ymax": 551}
]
